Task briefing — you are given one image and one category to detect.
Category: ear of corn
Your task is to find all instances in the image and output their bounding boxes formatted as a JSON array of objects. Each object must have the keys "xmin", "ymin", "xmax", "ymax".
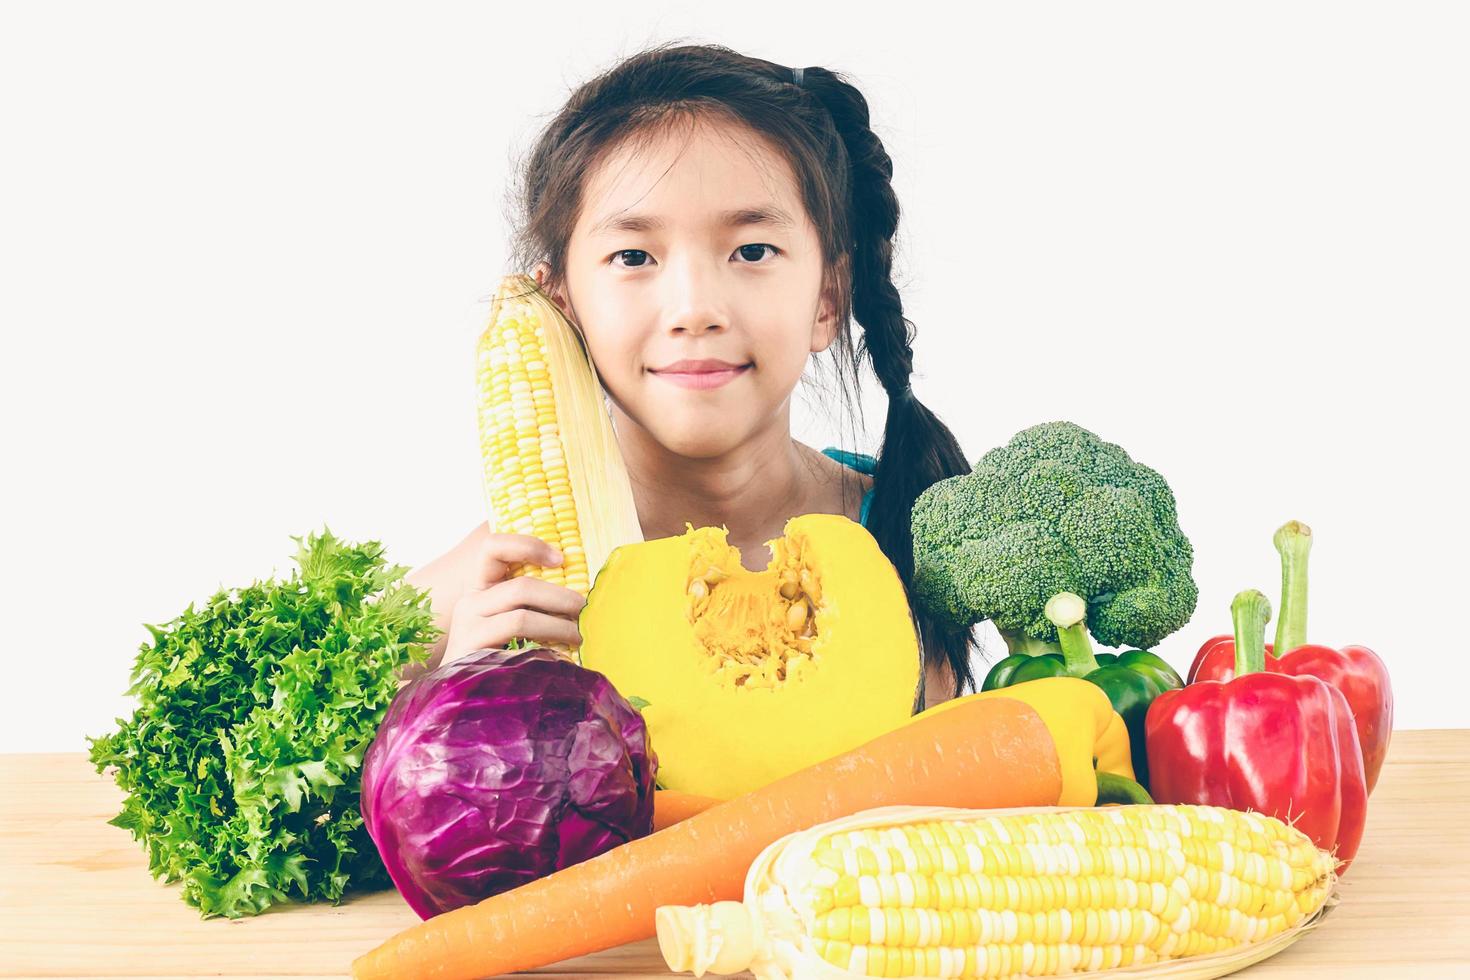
[
  {"xmin": 656, "ymin": 803, "xmax": 1337, "ymax": 980},
  {"xmin": 476, "ymin": 274, "xmax": 643, "ymax": 640}
]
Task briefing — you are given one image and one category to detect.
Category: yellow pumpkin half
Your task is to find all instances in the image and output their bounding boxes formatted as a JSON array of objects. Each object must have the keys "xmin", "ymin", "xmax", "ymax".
[{"xmin": 579, "ymin": 513, "xmax": 922, "ymax": 799}]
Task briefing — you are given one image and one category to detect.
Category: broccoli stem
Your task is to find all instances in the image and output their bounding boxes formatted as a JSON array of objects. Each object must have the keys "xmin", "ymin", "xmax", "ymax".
[
  {"xmin": 1043, "ymin": 592, "xmax": 1102, "ymax": 676},
  {"xmin": 1231, "ymin": 589, "xmax": 1272, "ymax": 676},
  {"xmin": 1272, "ymin": 520, "xmax": 1312, "ymax": 656},
  {"xmin": 998, "ymin": 629, "xmax": 1063, "ymax": 657}
]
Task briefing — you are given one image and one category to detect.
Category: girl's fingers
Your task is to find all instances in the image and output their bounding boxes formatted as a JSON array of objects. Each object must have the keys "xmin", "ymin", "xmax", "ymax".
[
  {"xmin": 458, "ymin": 576, "xmax": 587, "ymax": 621},
  {"xmin": 443, "ymin": 607, "xmax": 584, "ymax": 666},
  {"xmin": 471, "ymin": 532, "xmax": 563, "ymax": 590}
]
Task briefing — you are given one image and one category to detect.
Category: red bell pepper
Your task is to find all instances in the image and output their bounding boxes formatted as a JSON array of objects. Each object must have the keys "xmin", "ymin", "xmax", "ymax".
[
  {"xmin": 1148, "ymin": 589, "xmax": 1368, "ymax": 874},
  {"xmin": 1187, "ymin": 521, "xmax": 1393, "ymax": 793}
]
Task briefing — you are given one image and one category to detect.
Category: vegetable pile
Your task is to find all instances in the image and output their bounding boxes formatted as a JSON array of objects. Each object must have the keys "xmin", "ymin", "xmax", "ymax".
[
  {"xmin": 88, "ymin": 530, "xmax": 438, "ymax": 918},
  {"xmin": 87, "ymin": 400, "xmax": 1391, "ymax": 980}
]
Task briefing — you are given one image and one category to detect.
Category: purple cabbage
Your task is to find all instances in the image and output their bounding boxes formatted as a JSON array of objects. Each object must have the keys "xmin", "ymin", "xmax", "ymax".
[{"xmin": 360, "ymin": 646, "xmax": 657, "ymax": 919}]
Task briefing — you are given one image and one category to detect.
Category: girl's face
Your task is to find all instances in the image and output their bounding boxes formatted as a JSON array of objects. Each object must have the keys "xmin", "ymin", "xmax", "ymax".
[{"xmin": 544, "ymin": 114, "xmax": 841, "ymax": 460}]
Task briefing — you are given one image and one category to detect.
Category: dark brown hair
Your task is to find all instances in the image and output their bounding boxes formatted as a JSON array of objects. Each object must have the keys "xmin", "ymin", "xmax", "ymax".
[{"xmin": 507, "ymin": 41, "xmax": 978, "ymax": 695}]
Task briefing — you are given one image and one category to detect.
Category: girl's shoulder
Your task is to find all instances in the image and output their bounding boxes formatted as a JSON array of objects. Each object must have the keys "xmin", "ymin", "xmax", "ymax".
[{"xmin": 820, "ymin": 447, "xmax": 877, "ymax": 528}]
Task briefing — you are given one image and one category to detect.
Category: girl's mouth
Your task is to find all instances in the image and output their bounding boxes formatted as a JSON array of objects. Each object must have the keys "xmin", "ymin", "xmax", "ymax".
[{"xmin": 649, "ymin": 363, "xmax": 752, "ymax": 390}]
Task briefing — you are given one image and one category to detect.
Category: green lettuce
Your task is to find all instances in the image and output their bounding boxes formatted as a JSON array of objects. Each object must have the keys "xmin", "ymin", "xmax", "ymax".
[{"xmin": 88, "ymin": 529, "xmax": 439, "ymax": 919}]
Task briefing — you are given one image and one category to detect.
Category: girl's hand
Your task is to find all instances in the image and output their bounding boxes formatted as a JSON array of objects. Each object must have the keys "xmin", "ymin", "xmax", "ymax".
[{"xmin": 441, "ymin": 533, "xmax": 586, "ymax": 667}]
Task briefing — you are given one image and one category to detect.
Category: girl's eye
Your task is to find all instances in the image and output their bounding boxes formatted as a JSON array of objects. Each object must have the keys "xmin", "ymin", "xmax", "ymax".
[
  {"xmin": 612, "ymin": 249, "xmax": 652, "ymax": 268},
  {"xmin": 734, "ymin": 243, "xmax": 781, "ymax": 263},
  {"xmin": 608, "ymin": 244, "xmax": 782, "ymax": 268}
]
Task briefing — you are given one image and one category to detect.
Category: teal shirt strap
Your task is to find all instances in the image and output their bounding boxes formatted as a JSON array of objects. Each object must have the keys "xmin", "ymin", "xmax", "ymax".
[{"xmin": 820, "ymin": 447, "xmax": 877, "ymax": 528}]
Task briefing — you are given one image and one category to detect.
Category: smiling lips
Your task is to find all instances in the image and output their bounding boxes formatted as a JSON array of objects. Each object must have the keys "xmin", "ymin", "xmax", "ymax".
[{"xmin": 649, "ymin": 358, "xmax": 752, "ymax": 390}]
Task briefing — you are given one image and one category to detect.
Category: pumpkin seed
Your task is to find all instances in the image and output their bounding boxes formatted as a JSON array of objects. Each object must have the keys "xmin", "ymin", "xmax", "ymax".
[
  {"xmin": 778, "ymin": 569, "xmax": 801, "ymax": 599},
  {"xmin": 786, "ymin": 600, "xmax": 809, "ymax": 633},
  {"xmin": 799, "ymin": 568, "xmax": 821, "ymax": 603}
]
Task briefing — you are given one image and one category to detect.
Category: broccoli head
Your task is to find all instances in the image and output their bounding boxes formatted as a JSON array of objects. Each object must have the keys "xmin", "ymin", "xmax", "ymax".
[{"xmin": 911, "ymin": 420, "xmax": 1197, "ymax": 651}]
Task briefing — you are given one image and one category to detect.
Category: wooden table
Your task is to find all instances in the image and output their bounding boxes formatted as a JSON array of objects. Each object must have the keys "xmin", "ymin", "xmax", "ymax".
[{"xmin": 3, "ymin": 730, "xmax": 1468, "ymax": 979}]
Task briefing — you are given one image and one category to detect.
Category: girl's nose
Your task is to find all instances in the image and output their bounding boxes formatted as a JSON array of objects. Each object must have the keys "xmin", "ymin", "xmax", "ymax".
[{"xmin": 659, "ymin": 255, "xmax": 730, "ymax": 336}]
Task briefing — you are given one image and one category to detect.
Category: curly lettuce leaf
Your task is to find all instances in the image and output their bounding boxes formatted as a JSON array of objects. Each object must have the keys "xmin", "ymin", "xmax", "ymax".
[{"xmin": 88, "ymin": 529, "xmax": 439, "ymax": 919}]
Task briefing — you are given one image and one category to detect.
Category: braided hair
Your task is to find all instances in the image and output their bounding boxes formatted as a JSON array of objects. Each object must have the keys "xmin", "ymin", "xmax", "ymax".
[{"xmin": 509, "ymin": 42, "xmax": 979, "ymax": 694}]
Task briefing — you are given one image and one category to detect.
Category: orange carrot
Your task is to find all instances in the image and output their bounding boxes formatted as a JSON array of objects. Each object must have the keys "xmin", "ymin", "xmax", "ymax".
[
  {"xmin": 350, "ymin": 695, "xmax": 1061, "ymax": 980},
  {"xmin": 652, "ymin": 789, "xmax": 722, "ymax": 831}
]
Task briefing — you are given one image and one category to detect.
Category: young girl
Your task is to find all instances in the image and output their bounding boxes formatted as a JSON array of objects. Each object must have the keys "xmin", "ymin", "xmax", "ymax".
[{"xmin": 408, "ymin": 42, "xmax": 975, "ymax": 707}]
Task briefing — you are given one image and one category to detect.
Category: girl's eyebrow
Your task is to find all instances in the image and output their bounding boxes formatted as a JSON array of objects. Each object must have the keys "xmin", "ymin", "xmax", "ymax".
[{"xmin": 589, "ymin": 205, "xmax": 795, "ymax": 236}]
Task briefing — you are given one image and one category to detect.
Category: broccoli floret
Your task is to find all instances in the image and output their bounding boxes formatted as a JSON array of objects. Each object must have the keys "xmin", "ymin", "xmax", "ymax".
[{"xmin": 911, "ymin": 421, "xmax": 1198, "ymax": 651}]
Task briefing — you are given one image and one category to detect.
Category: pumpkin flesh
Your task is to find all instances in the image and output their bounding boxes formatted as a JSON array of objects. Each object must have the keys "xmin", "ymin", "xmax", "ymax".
[{"xmin": 579, "ymin": 514, "xmax": 922, "ymax": 799}]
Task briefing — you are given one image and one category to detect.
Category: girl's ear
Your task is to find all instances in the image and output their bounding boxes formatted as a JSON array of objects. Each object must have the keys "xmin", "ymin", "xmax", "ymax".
[
  {"xmin": 532, "ymin": 261, "xmax": 575, "ymax": 321},
  {"xmin": 809, "ymin": 255, "xmax": 847, "ymax": 354}
]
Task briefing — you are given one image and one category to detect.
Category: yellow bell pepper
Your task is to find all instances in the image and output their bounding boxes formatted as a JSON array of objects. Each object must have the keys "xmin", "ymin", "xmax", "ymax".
[{"xmin": 912, "ymin": 677, "xmax": 1141, "ymax": 806}]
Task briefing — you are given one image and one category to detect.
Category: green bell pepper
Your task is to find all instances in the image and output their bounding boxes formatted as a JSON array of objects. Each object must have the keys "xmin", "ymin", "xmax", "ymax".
[{"xmin": 980, "ymin": 592, "xmax": 1183, "ymax": 789}]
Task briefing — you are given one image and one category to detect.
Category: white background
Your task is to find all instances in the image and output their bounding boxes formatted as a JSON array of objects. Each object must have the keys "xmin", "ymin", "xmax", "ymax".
[{"xmin": 3, "ymin": 2, "xmax": 1466, "ymax": 752}]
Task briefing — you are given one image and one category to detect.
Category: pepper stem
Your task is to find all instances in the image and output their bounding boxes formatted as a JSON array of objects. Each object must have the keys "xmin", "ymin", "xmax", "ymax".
[
  {"xmin": 1231, "ymin": 589, "xmax": 1272, "ymax": 677},
  {"xmin": 1272, "ymin": 520, "xmax": 1312, "ymax": 656},
  {"xmin": 1044, "ymin": 592, "xmax": 1101, "ymax": 676},
  {"xmin": 1095, "ymin": 772, "xmax": 1155, "ymax": 806}
]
